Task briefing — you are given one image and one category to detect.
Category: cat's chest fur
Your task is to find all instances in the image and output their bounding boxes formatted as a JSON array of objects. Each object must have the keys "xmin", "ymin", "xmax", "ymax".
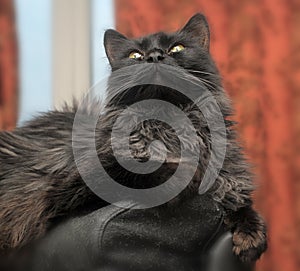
[{"xmin": 96, "ymin": 104, "xmax": 210, "ymax": 192}]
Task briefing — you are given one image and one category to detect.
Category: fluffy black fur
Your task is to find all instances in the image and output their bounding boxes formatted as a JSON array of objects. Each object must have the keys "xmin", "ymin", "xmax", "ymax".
[{"xmin": 0, "ymin": 14, "xmax": 267, "ymax": 262}]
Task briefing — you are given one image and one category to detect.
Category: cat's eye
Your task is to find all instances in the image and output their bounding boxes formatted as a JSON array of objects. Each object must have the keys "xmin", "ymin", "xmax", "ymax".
[
  {"xmin": 129, "ymin": 51, "xmax": 143, "ymax": 60},
  {"xmin": 169, "ymin": 44, "xmax": 185, "ymax": 53}
]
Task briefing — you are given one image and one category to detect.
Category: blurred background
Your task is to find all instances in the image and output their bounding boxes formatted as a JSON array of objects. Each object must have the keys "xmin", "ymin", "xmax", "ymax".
[{"xmin": 0, "ymin": 0, "xmax": 299, "ymax": 270}]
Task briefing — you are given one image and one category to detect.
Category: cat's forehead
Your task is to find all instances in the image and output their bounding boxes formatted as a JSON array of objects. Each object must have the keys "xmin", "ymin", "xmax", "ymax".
[{"xmin": 134, "ymin": 32, "xmax": 177, "ymax": 49}]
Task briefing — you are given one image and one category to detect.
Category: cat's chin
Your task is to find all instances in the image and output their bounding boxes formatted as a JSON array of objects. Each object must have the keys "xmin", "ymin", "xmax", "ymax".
[{"xmin": 106, "ymin": 85, "xmax": 194, "ymax": 108}]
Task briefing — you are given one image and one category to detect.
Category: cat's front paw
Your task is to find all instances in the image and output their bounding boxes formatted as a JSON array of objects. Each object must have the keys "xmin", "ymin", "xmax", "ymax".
[{"xmin": 232, "ymin": 226, "xmax": 267, "ymax": 263}]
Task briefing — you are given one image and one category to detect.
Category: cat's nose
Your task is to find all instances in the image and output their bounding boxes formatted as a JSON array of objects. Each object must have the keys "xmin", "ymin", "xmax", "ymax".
[{"xmin": 146, "ymin": 50, "xmax": 165, "ymax": 63}]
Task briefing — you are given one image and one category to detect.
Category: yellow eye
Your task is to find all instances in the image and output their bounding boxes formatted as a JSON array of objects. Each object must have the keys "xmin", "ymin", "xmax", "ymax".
[
  {"xmin": 129, "ymin": 51, "xmax": 143, "ymax": 59},
  {"xmin": 169, "ymin": 44, "xmax": 185, "ymax": 53}
]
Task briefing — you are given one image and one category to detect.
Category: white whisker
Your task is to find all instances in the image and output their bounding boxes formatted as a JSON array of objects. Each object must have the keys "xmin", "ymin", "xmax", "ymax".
[{"xmin": 187, "ymin": 69, "xmax": 221, "ymax": 78}]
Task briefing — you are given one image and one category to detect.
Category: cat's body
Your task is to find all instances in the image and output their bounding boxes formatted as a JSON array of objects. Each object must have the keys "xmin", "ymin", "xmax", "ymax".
[{"xmin": 0, "ymin": 14, "xmax": 267, "ymax": 262}]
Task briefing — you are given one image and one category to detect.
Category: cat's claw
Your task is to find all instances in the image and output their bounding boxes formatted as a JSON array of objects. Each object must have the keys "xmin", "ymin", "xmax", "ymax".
[{"xmin": 232, "ymin": 228, "xmax": 267, "ymax": 263}]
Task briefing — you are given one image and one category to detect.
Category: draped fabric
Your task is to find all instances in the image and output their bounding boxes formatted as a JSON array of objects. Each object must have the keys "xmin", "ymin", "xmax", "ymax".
[
  {"xmin": 0, "ymin": 0, "xmax": 18, "ymax": 130},
  {"xmin": 115, "ymin": 1, "xmax": 300, "ymax": 270}
]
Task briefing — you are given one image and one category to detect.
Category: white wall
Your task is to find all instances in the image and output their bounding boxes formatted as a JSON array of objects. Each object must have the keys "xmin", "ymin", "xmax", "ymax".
[{"xmin": 52, "ymin": 0, "xmax": 91, "ymax": 108}]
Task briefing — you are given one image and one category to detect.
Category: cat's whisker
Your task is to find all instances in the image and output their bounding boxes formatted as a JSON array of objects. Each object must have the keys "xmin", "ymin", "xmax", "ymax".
[
  {"xmin": 187, "ymin": 69, "xmax": 221, "ymax": 78},
  {"xmin": 198, "ymin": 80, "xmax": 214, "ymax": 89},
  {"xmin": 194, "ymin": 77, "xmax": 219, "ymax": 89},
  {"xmin": 199, "ymin": 77, "xmax": 219, "ymax": 87},
  {"xmin": 187, "ymin": 70, "xmax": 221, "ymax": 89}
]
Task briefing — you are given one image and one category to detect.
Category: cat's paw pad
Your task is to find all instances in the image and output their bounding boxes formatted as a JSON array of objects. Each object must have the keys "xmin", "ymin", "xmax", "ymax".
[{"xmin": 232, "ymin": 228, "xmax": 267, "ymax": 263}]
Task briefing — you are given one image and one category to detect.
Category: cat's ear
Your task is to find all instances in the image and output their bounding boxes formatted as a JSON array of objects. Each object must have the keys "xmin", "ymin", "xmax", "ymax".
[
  {"xmin": 180, "ymin": 13, "xmax": 210, "ymax": 51},
  {"xmin": 104, "ymin": 29, "xmax": 128, "ymax": 65}
]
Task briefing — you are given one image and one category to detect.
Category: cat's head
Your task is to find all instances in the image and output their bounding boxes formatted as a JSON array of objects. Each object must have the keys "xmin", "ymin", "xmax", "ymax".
[
  {"xmin": 104, "ymin": 13, "xmax": 220, "ymax": 79},
  {"xmin": 103, "ymin": 13, "xmax": 224, "ymax": 108},
  {"xmin": 104, "ymin": 13, "xmax": 212, "ymax": 71}
]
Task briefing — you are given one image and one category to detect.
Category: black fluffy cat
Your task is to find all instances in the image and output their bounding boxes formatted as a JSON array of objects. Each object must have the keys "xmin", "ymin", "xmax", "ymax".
[{"xmin": 0, "ymin": 14, "xmax": 267, "ymax": 262}]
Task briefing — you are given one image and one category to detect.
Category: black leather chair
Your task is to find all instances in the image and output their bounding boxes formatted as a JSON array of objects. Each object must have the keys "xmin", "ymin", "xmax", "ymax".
[{"xmin": 4, "ymin": 195, "xmax": 254, "ymax": 271}]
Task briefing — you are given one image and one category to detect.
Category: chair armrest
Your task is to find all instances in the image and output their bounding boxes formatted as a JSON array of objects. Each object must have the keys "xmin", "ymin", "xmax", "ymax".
[{"xmin": 1, "ymin": 196, "xmax": 255, "ymax": 271}]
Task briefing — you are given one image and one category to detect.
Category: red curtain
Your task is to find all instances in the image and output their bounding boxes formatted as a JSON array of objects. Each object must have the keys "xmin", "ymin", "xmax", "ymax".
[
  {"xmin": 115, "ymin": 1, "xmax": 300, "ymax": 270},
  {"xmin": 0, "ymin": 0, "xmax": 18, "ymax": 130}
]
